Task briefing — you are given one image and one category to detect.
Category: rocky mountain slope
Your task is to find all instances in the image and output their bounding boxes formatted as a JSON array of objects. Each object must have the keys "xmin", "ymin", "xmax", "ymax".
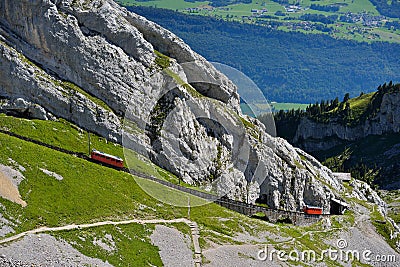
[
  {"xmin": 0, "ymin": 0, "xmax": 348, "ymax": 212},
  {"xmin": 272, "ymin": 84, "xmax": 400, "ymax": 188},
  {"xmin": 293, "ymin": 87, "xmax": 400, "ymax": 152}
]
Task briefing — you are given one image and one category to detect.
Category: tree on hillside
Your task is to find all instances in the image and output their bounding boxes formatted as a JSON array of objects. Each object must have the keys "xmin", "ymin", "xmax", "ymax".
[
  {"xmin": 344, "ymin": 102, "xmax": 351, "ymax": 117},
  {"xmin": 332, "ymin": 97, "xmax": 339, "ymax": 109},
  {"xmin": 343, "ymin": 93, "xmax": 350, "ymax": 103}
]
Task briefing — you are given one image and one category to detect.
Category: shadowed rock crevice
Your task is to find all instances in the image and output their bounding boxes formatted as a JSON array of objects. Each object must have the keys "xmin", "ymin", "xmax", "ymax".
[
  {"xmin": 145, "ymin": 87, "xmax": 186, "ymax": 150},
  {"xmin": 243, "ymin": 148, "xmax": 259, "ymax": 183},
  {"xmin": 196, "ymin": 118, "xmax": 229, "ymax": 146}
]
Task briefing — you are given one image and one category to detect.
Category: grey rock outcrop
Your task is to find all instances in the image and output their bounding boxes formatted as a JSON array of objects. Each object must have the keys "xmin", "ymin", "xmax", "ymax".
[
  {"xmin": 0, "ymin": 0, "xmax": 345, "ymax": 212},
  {"xmin": 293, "ymin": 92, "xmax": 400, "ymax": 151},
  {"xmin": 348, "ymin": 179, "xmax": 387, "ymax": 215},
  {"xmin": 0, "ymin": 98, "xmax": 55, "ymax": 120},
  {"xmin": 0, "ymin": 40, "xmax": 121, "ymax": 141}
]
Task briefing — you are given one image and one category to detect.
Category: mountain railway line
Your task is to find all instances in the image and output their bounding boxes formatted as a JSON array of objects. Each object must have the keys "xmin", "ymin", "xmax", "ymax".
[{"xmin": 0, "ymin": 128, "xmax": 328, "ymax": 226}]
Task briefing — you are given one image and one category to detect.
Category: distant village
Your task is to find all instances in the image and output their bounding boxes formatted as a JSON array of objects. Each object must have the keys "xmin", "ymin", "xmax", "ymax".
[
  {"xmin": 183, "ymin": 2, "xmax": 392, "ymax": 39},
  {"xmin": 340, "ymin": 12, "xmax": 386, "ymax": 27}
]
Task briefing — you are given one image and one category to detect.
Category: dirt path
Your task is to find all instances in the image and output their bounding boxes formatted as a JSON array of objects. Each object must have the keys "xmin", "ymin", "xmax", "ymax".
[{"xmin": 0, "ymin": 217, "xmax": 202, "ymax": 266}]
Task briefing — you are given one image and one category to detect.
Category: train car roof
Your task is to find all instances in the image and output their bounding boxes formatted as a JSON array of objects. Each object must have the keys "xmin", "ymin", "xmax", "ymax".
[
  {"xmin": 305, "ymin": 205, "xmax": 322, "ymax": 209},
  {"xmin": 92, "ymin": 149, "xmax": 123, "ymax": 161}
]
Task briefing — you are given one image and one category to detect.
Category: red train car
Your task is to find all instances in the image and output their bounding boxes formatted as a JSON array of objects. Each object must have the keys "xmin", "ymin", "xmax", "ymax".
[
  {"xmin": 91, "ymin": 149, "xmax": 124, "ymax": 168},
  {"xmin": 303, "ymin": 205, "xmax": 323, "ymax": 215}
]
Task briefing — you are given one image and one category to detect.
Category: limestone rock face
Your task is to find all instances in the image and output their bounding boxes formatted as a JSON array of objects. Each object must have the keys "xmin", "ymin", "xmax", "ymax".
[
  {"xmin": 293, "ymin": 92, "xmax": 400, "ymax": 151},
  {"xmin": 0, "ymin": 98, "xmax": 53, "ymax": 120},
  {"xmin": 0, "ymin": 41, "xmax": 121, "ymax": 141},
  {"xmin": 0, "ymin": 0, "xmax": 345, "ymax": 212},
  {"xmin": 348, "ymin": 179, "xmax": 387, "ymax": 214}
]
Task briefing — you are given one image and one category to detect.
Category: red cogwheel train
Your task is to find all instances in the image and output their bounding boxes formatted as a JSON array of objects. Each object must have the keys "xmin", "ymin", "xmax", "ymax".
[
  {"xmin": 90, "ymin": 148, "xmax": 331, "ymax": 215},
  {"xmin": 303, "ymin": 205, "xmax": 323, "ymax": 215},
  {"xmin": 90, "ymin": 149, "xmax": 124, "ymax": 168}
]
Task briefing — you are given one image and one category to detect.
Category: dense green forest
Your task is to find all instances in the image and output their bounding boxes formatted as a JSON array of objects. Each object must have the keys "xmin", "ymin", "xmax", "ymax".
[
  {"xmin": 129, "ymin": 6, "xmax": 400, "ymax": 103},
  {"xmin": 369, "ymin": 0, "xmax": 400, "ymax": 19},
  {"xmin": 310, "ymin": 4, "xmax": 340, "ymax": 12},
  {"xmin": 315, "ymin": 132, "xmax": 400, "ymax": 189}
]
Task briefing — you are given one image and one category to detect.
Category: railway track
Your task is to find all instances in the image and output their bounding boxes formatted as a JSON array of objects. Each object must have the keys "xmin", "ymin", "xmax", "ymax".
[{"xmin": 0, "ymin": 128, "xmax": 327, "ymax": 225}]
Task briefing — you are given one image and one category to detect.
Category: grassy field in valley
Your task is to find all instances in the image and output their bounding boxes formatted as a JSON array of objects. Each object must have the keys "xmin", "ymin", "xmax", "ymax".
[{"xmin": 118, "ymin": 0, "xmax": 400, "ymax": 43}]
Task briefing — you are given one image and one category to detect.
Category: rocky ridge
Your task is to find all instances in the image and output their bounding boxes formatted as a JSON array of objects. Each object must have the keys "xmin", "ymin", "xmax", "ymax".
[
  {"xmin": 0, "ymin": 0, "xmax": 351, "ymax": 212},
  {"xmin": 293, "ymin": 91, "xmax": 400, "ymax": 151}
]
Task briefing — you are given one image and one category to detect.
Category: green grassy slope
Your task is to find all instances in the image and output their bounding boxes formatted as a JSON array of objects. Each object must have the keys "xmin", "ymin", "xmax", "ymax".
[
  {"xmin": 346, "ymin": 92, "xmax": 375, "ymax": 119},
  {"xmin": 52, "ymin": 224, "xmax": 163, "ymax": 266},
  {"xmin": 0, "ymin": 114, "xmax": 122, "ymax": 157},
  {"xmin": 0, "ymin": 113, "xmax": 167, "ymax": 178},
  {"xmin": 0, "ymin": 119, "xmax": 240, "ymax": 228},
  {"xmin": 0, "ymin": 130, "xmax": 245, "ymax": 264}
]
